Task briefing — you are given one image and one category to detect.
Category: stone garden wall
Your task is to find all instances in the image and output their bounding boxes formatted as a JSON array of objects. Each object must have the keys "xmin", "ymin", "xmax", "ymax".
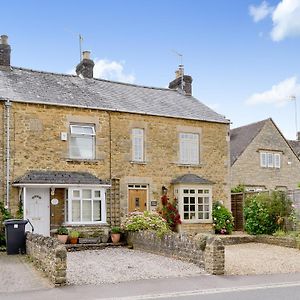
[
  {"xmin": 127, "ymin": 231, "xmax": 225, "ymax": 275},
  {"xmin": 26, "ymin": 233, "xmax": 67, "ymax": 286}
]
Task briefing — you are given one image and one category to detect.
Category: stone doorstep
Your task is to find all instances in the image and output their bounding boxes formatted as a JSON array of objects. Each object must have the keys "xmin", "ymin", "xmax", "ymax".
[{"xmin": 65, "ymin": 242, "xmax": 126, "ymax": 252}]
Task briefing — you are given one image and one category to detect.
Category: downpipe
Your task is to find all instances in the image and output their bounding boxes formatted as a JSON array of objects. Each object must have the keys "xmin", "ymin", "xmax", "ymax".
[{"xmin": 5, "ymin": 100, "xmax": 11, "ymax": 209}]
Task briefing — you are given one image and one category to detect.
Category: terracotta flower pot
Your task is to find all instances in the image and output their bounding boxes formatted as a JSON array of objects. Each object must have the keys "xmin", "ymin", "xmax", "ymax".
[
  {"xmin": 69, "ymin": 237, "xmax": 78, "ymax": 244},
  {"xmin": 57, "ymin": 234, "xmax": 68, "ymax": 244},
  {"xmin": 111, "ymin": 233, "xmax": 121, "ymax": 244}
]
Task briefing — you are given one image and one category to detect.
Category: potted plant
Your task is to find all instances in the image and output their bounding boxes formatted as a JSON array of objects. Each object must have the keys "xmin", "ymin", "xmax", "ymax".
[
  {"xmin": 56, "ymin": 226, "xmax": 68, "ymax": 244},
  {"xmin": 110, "ymin": 226, "xmax": 122, "ymax": 244},
  {"xmin": 69, "ymin": 230, "xmax": 80, "ymax": 244}
]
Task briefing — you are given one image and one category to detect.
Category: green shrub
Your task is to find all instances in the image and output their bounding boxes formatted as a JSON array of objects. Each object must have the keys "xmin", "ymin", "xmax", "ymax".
[
  {"xmin": 57, "ymin": 226, "xmax": 68, "ymax": 235},
  {"xmin": 69, "ymin": 230, "xmax": 80, "ymax": 239},
  {"xmin": 121, "ymin": 211, "xmax": 170, "ymax": 237},
  {"xmin": 111, "ymin": 226, "xmax": 122, "ymax": 234},
  {"xmin": 244, "ymin": 191, "xmax": 296, "ymax": 235},
  {"xmin": 231, "ymin": 184, "xmax": 245, "ymax": 193},
  {"xmin": 0, "ymin": 202, "xmax": 13, "ymax": 246},
  {"xmin": 212, "ymin": 201, "xmax": 234, "ymax": 234}
]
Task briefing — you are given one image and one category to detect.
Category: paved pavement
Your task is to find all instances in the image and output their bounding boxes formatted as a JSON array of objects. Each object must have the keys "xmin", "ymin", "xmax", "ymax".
[
  {"xmin": 1, "ymin": 270, "xmax": 300, "ymax": 300},
  {"xmin": 0, "ymin": 252, "xmax": 52, "ymax": 293}
]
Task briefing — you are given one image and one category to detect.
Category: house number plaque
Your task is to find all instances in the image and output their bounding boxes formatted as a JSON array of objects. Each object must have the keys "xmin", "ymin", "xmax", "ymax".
[{"xmin": 51, "ymin": 198, "xmax": 59, "ymax": 205}]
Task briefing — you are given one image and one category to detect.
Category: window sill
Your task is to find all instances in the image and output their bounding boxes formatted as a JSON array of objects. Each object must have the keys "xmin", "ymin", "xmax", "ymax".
[
  {"xmin": 130, "ymin": 161, "xmax": 147, "ymax": 165},
  {"xmin": 181, "ymin": 220, "xmax": 212, "ymax": 224},
  {"xmin": 64, "ymin": 222, "xmax": 108, "ymax": 226},
  {"xmin": 176, "ymin": 163, "xmax": 203, "ymax": 167},
  {"xmin": 64, "ymin": 158, "xmax": 102, "ymax": 165}
]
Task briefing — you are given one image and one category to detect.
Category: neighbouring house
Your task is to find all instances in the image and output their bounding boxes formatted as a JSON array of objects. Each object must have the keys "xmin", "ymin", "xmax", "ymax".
[
  {"xmin": 230, "ymin": 118, "xmax": 300, "ymax": 192},
  {"xmin": 288, "ymin": 133, "xmax": 300, "ymax": 158},
  {"xmin": 0, "ymin": 35, "xmax": 230, "ymax": 237}
]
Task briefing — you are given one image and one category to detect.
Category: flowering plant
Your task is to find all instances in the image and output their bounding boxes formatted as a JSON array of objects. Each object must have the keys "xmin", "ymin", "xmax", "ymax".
[
  {"xmin": 212, "ymin": 201, "xmax": 234, "ymax": 234},
  {"xmin": 159, "ymin": 195, "xmax": 181, "ymax": 231},
  {"xmin": 121, "ymin": 211, "xmax": 170, "ymax": 237}
]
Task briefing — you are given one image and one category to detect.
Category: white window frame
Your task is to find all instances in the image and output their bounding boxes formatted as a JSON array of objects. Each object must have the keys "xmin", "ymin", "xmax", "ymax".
[
  {"xmin": 176, "ymin": 185, "xmax": 212, "ymax": 223},
  {"xmin": 66, "ymin": 187, "xmax": 106, "ymax": 224},
  {"xmin": 260, "ymin": 152, "xmax": 281, "ymax": 169},
  {"xmin": 69, "ymin": 124, "xmax": 96, "ymax": 159},
  {"xmin": 132, "ymin": 128, "xmax": 144, "ymax": 162},
  {"xmin": 179, "ymin": 133, "xmax": 199, "ymax": 165}
]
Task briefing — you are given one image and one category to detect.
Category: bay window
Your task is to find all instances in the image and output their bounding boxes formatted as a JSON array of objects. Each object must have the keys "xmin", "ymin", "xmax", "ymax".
[{"xmin": 67, "ymin": 188, "xmax": 106, "ymax": 224}]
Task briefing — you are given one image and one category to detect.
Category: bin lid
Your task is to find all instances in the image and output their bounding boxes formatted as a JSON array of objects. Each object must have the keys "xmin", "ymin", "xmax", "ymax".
[{"xmin": 3, "ymin": 219, "xmax": 28, "ymax": 225}]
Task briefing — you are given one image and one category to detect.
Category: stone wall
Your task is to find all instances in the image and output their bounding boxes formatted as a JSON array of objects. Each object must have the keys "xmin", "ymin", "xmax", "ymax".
[
  {"xmin": 220, "ymin": 234, "xmax": 299, "ymax": 249},
  {"xmin": 26, "ymin": 233, "xmax": 67, "ymax": 286},
  {"xmin": 127, "ymin": 231, "xmax": 225, "ymax": 275},
  {"xmin": 231, "ymin": 119, "xmax": 300, "ymax": 190}
]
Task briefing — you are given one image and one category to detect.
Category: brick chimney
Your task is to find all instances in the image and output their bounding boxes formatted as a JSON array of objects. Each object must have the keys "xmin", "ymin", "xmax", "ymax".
[
  {"xmin": 168, "ymin": 65, "xmax": 193, "ymax": 96},
  {"xmin": 76, "ymin": 51, "xmax": 94, "ymax": 79},
  {"xmin": 0, "ymin": 35, "xmax": 11, "ymax": 68}
]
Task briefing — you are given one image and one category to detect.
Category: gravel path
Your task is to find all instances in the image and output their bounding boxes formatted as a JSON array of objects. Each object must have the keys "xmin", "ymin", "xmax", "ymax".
[
  {"xmin": 67, "ymin": 248, "xmax": 205, "ymax": 285},
  {"xmin": 225, "ymin": 243, "xmax": 300, "ymax": 275}
]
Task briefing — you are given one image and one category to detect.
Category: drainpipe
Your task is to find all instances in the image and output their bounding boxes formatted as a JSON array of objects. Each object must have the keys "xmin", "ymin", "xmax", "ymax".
[
  {"xmin": 108, "ymin": 111, "xmax": 113, "ymax": 225},
  {"xmin": 5, "ymin": 100, "xmax": 11, "ymax": 209}
]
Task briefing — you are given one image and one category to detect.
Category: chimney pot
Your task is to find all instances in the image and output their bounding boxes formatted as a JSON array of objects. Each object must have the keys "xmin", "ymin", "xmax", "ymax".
[
  {"xmin": 169, "ymin": 65, "xmax": 193, "ymax": 96},
  {"xmin": 82, "ymin": 51, "xmax": 91, "ymax": 60},
  {"xmin": 0, "ymin": 35, "xmax": 8, "ymax": 45},
  {"xmin": 0, "ymin": 34, "xmax": 11, "ymax": 68},
  {"xmin": 76, "ymin": 51, "xmax": 94, "ymax": 79},
  {"xmin": 297, "ymin": 132, "xmax": 300, "ymax": 141}
]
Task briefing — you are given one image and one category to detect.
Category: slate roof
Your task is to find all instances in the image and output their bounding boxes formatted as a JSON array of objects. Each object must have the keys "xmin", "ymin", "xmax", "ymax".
[
  {"xmin": 171, "ymin": 174, "xmax": 214, "ymax": 184},
  {"xmin": 0, "ymin": 67, "xmax": 229, "ymax": 124},
  {"xmin": 230, "ymin": 119, "xmax": 269, "ymax": 166},
  {"xmin": 288, "ymin": 140, "xmax": 300, "ymax": 157},
  {"xmin": 13, "ymin": 170, "xmax": 106, "ymax": 185}
]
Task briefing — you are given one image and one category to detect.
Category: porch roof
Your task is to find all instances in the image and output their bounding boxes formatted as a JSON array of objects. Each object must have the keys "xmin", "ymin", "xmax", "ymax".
[
  {"xmin": 171, "ymin": 174, "xmax": 214, "ymax": 185},
  {"xmin": 13, "ymin": 170, "xmax": 107, "ymax": 186}
]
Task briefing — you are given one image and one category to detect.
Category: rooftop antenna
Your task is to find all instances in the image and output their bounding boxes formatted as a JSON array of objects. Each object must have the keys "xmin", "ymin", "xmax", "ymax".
[
  {"xmin": 79, "ymin": 34, "xmax": 83, "ymax": 61},
  {"xmin": 172, "ymin": 50, "xmax": 184, "ymax": 91},
  {"xmin": 289, "ymin": 95, "xmax": 298, "ymax": 139}
]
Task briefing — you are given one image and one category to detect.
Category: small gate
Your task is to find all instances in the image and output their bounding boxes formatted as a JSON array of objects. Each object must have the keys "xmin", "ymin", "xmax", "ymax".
[{"xmin": 231, "ymin": 193, "xmax": 244, "ymax": 231}]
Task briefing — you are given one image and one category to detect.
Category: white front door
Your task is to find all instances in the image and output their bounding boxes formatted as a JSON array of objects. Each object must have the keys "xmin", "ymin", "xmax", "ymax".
[{"xmin": 25, "ymin": 188, "xmax": 50, "ymax": 236}]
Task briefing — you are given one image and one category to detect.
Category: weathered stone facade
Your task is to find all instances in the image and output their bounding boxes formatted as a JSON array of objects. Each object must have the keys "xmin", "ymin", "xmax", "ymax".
[
  {"xmin": 127, "ymin": 231, "xmax": 225, "ymax": 275},
  {"xmin": 26, "ymin": 233, "xmax": 67, "ymax": 286},
  {"xmin": 231, "ymin": 119, "xmax": 300, "ymax": 190},
  {"xmin": 1, "ymin": 100, "xmax": 230, "ymax": 233}
]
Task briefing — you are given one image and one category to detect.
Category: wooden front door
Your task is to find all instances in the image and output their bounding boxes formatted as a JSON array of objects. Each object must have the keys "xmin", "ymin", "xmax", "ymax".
[
  {"xmin": 128, "ymin": 189, "xmax": 147, "ymax": 212},
  {"xmin": 231, "ymin": 193, "xmax": 244, "ymax": 231}
]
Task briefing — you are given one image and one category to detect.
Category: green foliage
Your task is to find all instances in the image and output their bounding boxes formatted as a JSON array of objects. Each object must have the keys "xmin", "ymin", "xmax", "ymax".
[
  {"xmin": 121, "ymin": 211, "xmax": 170, "ymax": 237},
  {"xmin": 244, "ymin": 191, "xmax": 296, "ymax": 235},
  {"xmin": 57, "ymin": 226, "xmax": 68, "ymax": 235},
  {"xmin": 111, "ymin": 226, "xmax": 122, "ymax": 234},
  {"xmin": 212, "ymin": 201, "xmax": 234, "ymax": 234},
  {"xmin": 231, "ymin": 184, "xmax": 245, "ymax": 193},
  {"xmin": 69, "ymin": 230, "xmax": 80, "ymax": 239},
  {"xmin": 0, "ymin": 202, "xmax": 13, "ymax": 246}
]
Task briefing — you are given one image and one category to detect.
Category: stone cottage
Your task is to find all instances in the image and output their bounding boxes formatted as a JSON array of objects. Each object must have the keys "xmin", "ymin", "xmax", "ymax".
[
  {"xmin": 0, "ymin": 35, "xmax": 230, "ymax": 237},
  {"xmin": 230, "ymin": 118, "xmax": 300, "ymax": 191}
]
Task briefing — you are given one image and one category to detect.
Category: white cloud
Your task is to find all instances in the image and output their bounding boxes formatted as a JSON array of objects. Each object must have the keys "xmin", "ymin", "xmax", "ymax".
[
  {"xmin": 246, "ymin": 76, "xmax": 300, "ymax": 107},
  {"xmin": 68, "ymin": 59, "xmax": 135, "ymax": 83},
  {"xmin": 249, "ymin": 1, "xmax": 274, "ymax": 22},
  {"xmin": 271, "ymin": 0, "xmax": 300, "ymax": 41}
]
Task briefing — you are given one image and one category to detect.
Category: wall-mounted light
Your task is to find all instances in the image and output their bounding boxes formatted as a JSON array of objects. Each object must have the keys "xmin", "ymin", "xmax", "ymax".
[
  {"xmin": 51, "ymin": 187, "xmax": 55, "ymax": 196},
  {"xmin": 162, "ymin": 186, "xmax": 168, "ymax": 195}
]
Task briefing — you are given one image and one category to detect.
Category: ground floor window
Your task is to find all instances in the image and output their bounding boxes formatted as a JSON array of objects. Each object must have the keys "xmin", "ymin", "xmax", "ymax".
[
  {"xmin": 66, "ymin": 188, "xmax": 106, "ymax": 224},
  {"xmin": 175, "ymin": 185, "xmax": 212, "ymax": 223}
]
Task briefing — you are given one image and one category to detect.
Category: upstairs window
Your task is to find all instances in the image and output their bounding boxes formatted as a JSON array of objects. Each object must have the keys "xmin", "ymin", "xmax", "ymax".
[
  {"xmin": 69, "ymin": 124, "xmax": 95, "ymax": 159},
  {"xmin": 132, "ymin": 128, "xmax": 144, "ymax": 162},
  {"xmin": 179, "ymin": 133, "xmax": 199, "ymax": 164},
  {"xmin": 260, "ymin": 152, "xmax": 280, "ymax": 168}
]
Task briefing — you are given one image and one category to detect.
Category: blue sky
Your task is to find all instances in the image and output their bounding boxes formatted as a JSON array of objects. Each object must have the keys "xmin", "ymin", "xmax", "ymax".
[{"xmin": 1, "ymin": 0, "xmax": 300, "ymax": 139}]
